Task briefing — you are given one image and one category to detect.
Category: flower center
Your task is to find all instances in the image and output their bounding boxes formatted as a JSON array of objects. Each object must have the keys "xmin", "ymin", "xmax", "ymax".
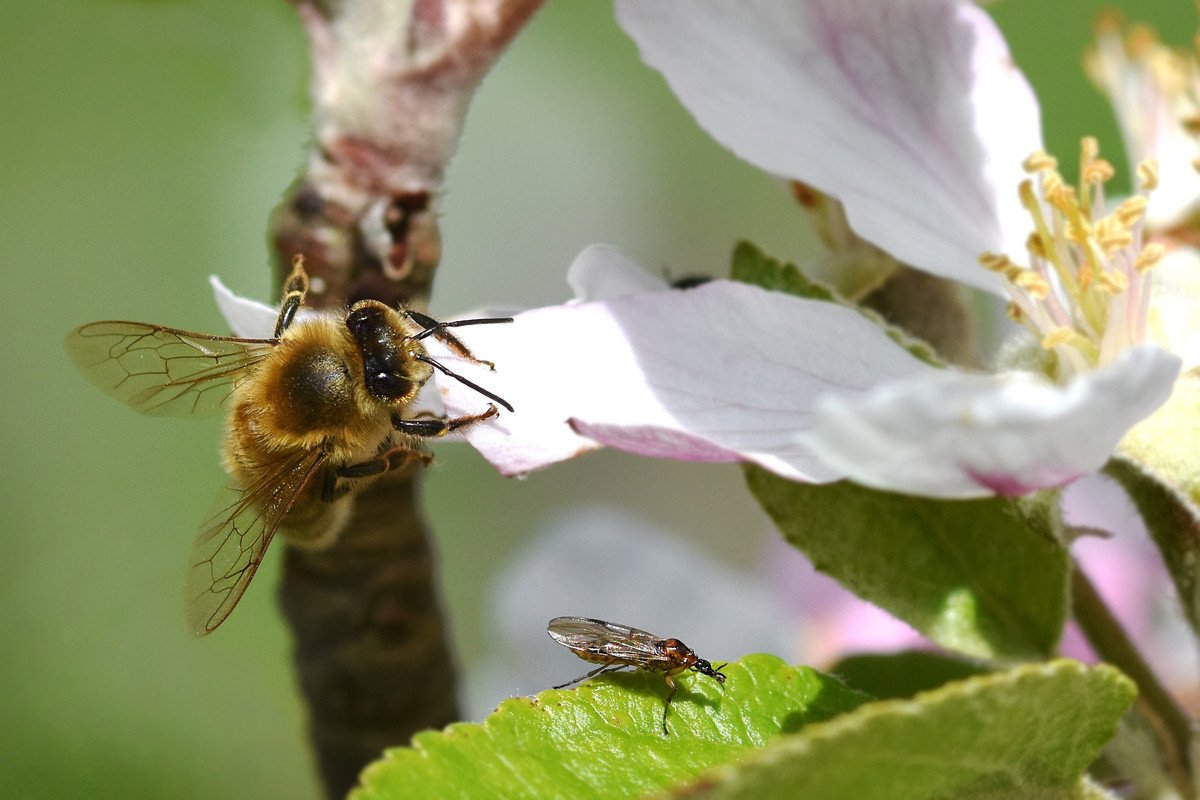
[{"xmin": 979, "ymin": 138, "xmax": 1164, "ymax": 381}]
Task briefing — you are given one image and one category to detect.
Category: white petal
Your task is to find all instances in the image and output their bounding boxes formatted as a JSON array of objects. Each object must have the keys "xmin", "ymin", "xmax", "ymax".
[
  {"xmin": 567, "ymin": 244, "xmax": 668, "ymax": 302},
  {"xmin": 210, "ymin": 275, "xmax": 279, "ymax": 339},
  {"xmin": 805, "ymin": 344, "xmax": 1182, "ymax": 498},
  {"xmin": 1150, "ymin": 247, "xmax": 1200, "ymax": 373},
  {"xmin": 434, "ymin": 274, "xmax": 938, "ymax": 479},
  {"xmin": 616, "ymin": 0, "xmax": 1042, "ymax": 293}
]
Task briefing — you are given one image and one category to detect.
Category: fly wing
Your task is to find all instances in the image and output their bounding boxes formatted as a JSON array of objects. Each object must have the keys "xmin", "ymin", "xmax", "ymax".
[
  {"xmin": 65, "ymin": 321, "xmax": 274, "ymax": 417},
  {"xmin": 185, "ymin": 448, "xmax": 328, "ymax": 636},
  {"xmin": 547, "ymin": 617, "xmax": 662, "ymax": 661}
]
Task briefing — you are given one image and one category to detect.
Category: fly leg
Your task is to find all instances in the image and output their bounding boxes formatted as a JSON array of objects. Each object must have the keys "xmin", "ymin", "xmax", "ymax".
[
  {"xmin": 391, "ymin": 404, "xmax": 498, "ymax": 438},
  {"xmin": 553, "ymin": 663, "xmax": 630, "ymax": 690},
  {"xmin": 662, "ymin": 674, "xmax": 680, "ymax": 736}
]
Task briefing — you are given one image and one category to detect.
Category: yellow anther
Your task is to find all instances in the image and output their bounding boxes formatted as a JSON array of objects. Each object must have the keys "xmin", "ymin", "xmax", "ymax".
[
  {"xmin": 1012, "ymin": 270, "xmax": 1050, "ymax": 299},
  {"xmin": 1003, "ymin": 264, "xmax": 1026, "ymax": 283},
  {"xmin": 1093, "ymin": 215, "xmax": 1115, "ymax": 239},
  {"xmin": 1082, "ymin": 158, "xmax": 1115, "ymax": 184},
  {"xmin": 1098, "ymin": 229, "xmax": 1134, "ymax": 253},
  {"xmin": 1091, "ymin": 8, "xmax": 1123, "ymax": 37},
  {"xmin": 1023, "ymin": 151, "xmax": 1058, "ymax": 173},
  {"xmin": 1018, "ymin": 178, "xmax": 1039, "ymax": 211},
  {"xmin": 1095, "ymin": 214, "xmax": 1133, "ymax": 252},
  {"xmin": 1114, "ymin": 195, "xmax": 1148, "ymax": 225},
  {"xmin": 1135, "ymin": 243, "xmax": 1165, "ymax": 272},
  {"xmin": 978, "ymin": 252, "xmax": 1012, "ymax": 272},
  {"xmin": 1046, "ymin": 181, "xmax": 1077, "ymax": 215},
  {"xmin": 1026, "ymin": 232, "xmax": 1047, "ymax": 260},
  {"xmin": 990, "ymin": 142, "xmax": 1154, "ymax": 377},
  {"xmin": 1137, "ymin": 158, "xmax": 1159, "ymax": 191},
  {"xmin": 1182, "ymin": 116, "xmax": 1200, "ymax": 136},
  {"xmin": 1097, "ymin": 270, "xmax": 1129, "ymax": 294},
  {"xmin": 1041, "ymin": 327, "xmax": 1076, "ymax": 349},
  {"xmin": 1127, "ymin": 23, "xmax": 1159, "ymax": 58}
]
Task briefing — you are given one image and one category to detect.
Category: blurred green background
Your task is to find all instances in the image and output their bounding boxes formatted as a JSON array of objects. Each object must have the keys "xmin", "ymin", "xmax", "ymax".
[{"xmin": 1, "ymin": 1, "xmax": 1191, "ymax": 797}]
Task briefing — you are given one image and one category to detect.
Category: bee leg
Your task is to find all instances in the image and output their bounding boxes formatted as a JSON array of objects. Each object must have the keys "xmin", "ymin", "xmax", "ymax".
[
  {"xmin": 272, "ymin": 255, "xmax": 310, "ymax": 337},
  {"xmin": 553, "ymin": 663, "xmax": 629, "ymax": 690},
  {"xmin": 321, "ymin": 447, "xmax": 433, "ymax": 502},
  {"xmin": 406, "ymin": 309, "xmax": 510, "ymax": 368},
  {"xmin": 662, "ymin": 675, "xmax": 679, "ymax": 736},
  {"xmin": 391, "ymin": 404, "xmax": 498, "ymax": 438}
]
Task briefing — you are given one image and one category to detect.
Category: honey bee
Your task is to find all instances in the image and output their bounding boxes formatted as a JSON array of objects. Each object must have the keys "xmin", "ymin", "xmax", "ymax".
[{"xmin": 66, "ymin": 258, "xmax": 512, "ymax": 636}]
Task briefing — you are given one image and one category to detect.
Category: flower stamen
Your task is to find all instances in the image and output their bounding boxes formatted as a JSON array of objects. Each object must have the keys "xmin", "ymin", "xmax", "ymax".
[{"xmin": 984, "ymin": 141, "xmax": 1161, "ymax": 379}]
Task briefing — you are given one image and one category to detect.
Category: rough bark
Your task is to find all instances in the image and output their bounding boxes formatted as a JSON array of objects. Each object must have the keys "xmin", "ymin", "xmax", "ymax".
[{"xmin": 269, "ymin": 2, "xmax": 544, "ymax": 795}]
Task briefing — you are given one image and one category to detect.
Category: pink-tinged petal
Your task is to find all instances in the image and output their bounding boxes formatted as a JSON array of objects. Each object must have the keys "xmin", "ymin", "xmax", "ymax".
[
  {"xmin": 568, "ymin": 422, "xmax": 743, "ymax": 463},
  {"xmin": 431, "ymin": 275, "xmax": 939, "ymax": 479},
  {"xmin": 616, "ymin": 0, "xmax": 1042, "ymax": 293},
  {"xmin": 805, "ymin": 344, "xmax": 1182, "ymax": 498}
]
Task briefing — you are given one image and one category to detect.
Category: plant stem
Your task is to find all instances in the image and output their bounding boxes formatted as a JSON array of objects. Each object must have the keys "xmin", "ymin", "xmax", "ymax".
[{"xmin": 1071, "ymin": 562, "xmax": 1195, "ymax": 799}]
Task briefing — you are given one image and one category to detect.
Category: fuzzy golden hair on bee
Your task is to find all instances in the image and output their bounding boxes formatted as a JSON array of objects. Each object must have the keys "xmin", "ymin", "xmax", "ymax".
[{"xmin": 66, "ymin": 256, "xmax": 513, "ymax": 635}]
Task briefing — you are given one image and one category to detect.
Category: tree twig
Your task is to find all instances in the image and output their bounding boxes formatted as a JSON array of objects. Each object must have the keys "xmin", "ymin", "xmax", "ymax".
[{"xmin": 269, "ymin": 1, "xmax": 545, "ymax": 795}]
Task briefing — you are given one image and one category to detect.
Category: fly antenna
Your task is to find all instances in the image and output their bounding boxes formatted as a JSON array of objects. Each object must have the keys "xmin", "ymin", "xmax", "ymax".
[{"xmin": 416, "ymin": 354, "xmax": 514, "ymax": 412}]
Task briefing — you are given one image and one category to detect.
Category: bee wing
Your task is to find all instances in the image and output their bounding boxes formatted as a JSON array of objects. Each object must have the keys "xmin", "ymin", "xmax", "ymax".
[
  {"xmin": 547, "ymin": 617, "xmax": 662, "ymax": 661},
  {"xmin": 185, "ymin": 448, "xmax": 328, "ymax": 636},
  {"xmin": 65, "ymin": 321, "xmax": 275, "ymax": 417}
]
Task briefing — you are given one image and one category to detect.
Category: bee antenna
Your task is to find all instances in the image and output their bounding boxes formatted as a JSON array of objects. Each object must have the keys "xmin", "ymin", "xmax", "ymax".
[
  {"xmin": 416, "ymin": 354, "xmax": 514, "ymax": 412},
  {"xmin": 412, "ymin": 315, "xmax": 514, "ymax": 342}
]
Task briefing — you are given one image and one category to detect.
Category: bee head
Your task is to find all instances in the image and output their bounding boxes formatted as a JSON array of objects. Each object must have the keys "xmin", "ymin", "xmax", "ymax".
[{"xmin": 345, "ymin": 301, "xmax": 425, "ymax": 404}]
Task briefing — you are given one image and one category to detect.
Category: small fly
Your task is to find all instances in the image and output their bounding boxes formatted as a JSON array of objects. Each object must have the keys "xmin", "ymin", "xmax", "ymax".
[{"xmin": 547, "ymin": 616, "xmax": 727, "ymax": 735}]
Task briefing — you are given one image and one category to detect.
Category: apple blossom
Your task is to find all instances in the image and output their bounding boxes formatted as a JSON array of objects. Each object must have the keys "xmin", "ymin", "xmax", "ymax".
[
  {"xmin": 1087, "ymin": 11, "xmax": 1200, "ymax": 230},
  {"xmin": 213, "ymin": 0, "xmax": 1189, "ymax": 502}
]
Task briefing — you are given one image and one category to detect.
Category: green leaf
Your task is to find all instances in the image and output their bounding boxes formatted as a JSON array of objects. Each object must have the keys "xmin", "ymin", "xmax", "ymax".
[
  {"xmin": 745, "ymin": 469, "xmax": 1070, "ymax": 658},
  {"xmin": 730, "ymin": 241, "xmax": 944, "ymax": 366},
  {"xmin": 1105, "ymin": 455, "xmax": 1200, "ymax": 635},
  {"xmin": 730, "ymin": 240, "xmax": 839, "ymax": 302},
  {"xmin": 665, "ymin": 660, "xmax": 1136, "ymax": 800},
  {"xmin": 830, "ymin": 650, "xmax": 989, "ymax": 700},
  {"xmin": 350, "ymin": 655, "xmax": 870, "ymax": 800}
]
